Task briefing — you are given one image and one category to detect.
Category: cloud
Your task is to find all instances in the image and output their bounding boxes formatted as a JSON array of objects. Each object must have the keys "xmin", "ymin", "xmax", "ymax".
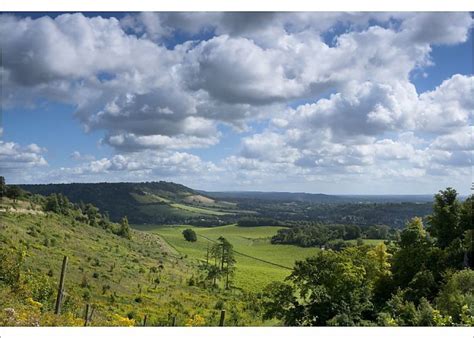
[
  {"xmin": 270, "ymin": 74, "xmax": 473, "ymax": 144},
  {"xmin": 102, "ymin": 131, "xmax": 220, "ymax": 152},
  {"xmin": 431, "ymin": 127, "xmax": 473, "ymax": 151},
  {"xmin": 0, "ymin": 141, "xmax": 48, "ymax": 172},
  {"xmin": 64, "ymin": 150, "xmax": 218, "ymax": 176},
  {"xmin": 3, "ymin": 13, "xmax": 471, "ymax": 153},
  {"xmin": 401, "ymin": 12, "xmax": 473, "ymax": 45},
  {"xmin": 1, "ymin": 12, "xmax": 472, "ymax": 192},
  {"xmin": 70, "ymin": 151, "xmax": 95, "ymax": 161},
  {"xmin": 417, "ymin": 74, "xmax": 474, "ymax": 133},
  {"xmin": 232, "ymin": 74, "xmax": 473, "ymax": 184}
]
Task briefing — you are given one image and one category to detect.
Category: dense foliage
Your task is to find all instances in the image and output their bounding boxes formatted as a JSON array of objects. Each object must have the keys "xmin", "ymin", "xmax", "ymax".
[
  {"xmin": 237, "ymin": 217, "xmax": 281, "ymax": 227},
  {"xmin": 271, "ymin": 223, "xmax": 396, "ymax": 248},
  {"xmin": 262, "ymin": 188, "xmax": 473, "ymax": 326},
  {"xmin": 236, "ymin": 199, "xmax": 433, "ymax": 228}
]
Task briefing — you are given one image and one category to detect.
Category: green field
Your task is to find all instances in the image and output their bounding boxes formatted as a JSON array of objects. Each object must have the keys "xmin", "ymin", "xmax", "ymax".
[
  {"xmin": 346, "ymin": 239, "xmax": 385, "ymax": 245},
  {"xmin": 150, "ymin": 225, "xmax": 318, "ymax": 291},
  {"xmin": 169, "ymin": 203, "xmax": 231, "ymax": 216}
]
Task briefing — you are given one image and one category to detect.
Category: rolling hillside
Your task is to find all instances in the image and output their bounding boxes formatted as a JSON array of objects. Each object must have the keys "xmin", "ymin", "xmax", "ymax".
[
  {"xmin": 20, "ymin": 181, "xmax": 433, "ymax": 228},
  {"xmin": 0, "ymin": 197, "xmax": 265, "ymax": 326},
  {"xmin": 20, "ymin": 182, "xmax": 240, "ymax": 225}
]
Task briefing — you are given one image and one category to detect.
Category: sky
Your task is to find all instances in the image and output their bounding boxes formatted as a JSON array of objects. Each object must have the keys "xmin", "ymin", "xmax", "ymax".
[{"xmin": 0, "ymin": 12, "xmax": 473, "ymax": 194}]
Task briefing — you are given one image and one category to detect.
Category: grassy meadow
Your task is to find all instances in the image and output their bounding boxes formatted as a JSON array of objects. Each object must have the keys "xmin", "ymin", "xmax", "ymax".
[{"xmin": 148, "ymin": 224, "xmax": 318, "ymax": 291}]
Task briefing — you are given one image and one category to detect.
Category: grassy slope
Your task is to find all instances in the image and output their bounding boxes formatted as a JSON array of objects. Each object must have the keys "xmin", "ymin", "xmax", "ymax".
[
  {"xmin": 0, "ymin": 203, "xmax": 263, "ymax": 326},
  {"xmin": 19, "ymin": 182, "xmax": 239, "ymax": 224},
  {"xmin": 131, "ymin": 191, "xmax": 236, "ymax": 218},
  {"xmin": 169, "ymin": 203, "xmax": 231, "ymax": 216},
  {"xmin": 149, "ymin": 225, "xmax": 318, "ymax": 292}
]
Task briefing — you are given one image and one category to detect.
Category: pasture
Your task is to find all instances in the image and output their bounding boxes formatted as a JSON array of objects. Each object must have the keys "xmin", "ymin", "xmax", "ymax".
[{"xmin": 150, "ymin": 224, "xmax": 318, "ymax": 291}]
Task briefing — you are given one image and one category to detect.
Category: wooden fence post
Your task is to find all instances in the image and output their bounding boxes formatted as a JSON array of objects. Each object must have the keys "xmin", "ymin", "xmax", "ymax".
[
  {"xmin": 84, "ymin": 304, "xmax": 90, "ymax": 326},
  {"xmin": 54, "ymin": 256, "xmax": 68, "ymax": 315},
  {"xmin": 219, "ymin": 310, "xmax": 226, "ymax": 327},
  {"xmin": 172, "ymin": 315, "xmax": 177, "ymax": 326},
  {"xmin": 143, "ymin": 314, "xmax": 148, "ymax": 327}
]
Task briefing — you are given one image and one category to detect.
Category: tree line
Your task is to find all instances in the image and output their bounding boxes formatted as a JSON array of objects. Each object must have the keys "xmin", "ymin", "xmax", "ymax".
[{"xmin": 271, "ymin": 223, "xmax": 398, "ymax": 248}]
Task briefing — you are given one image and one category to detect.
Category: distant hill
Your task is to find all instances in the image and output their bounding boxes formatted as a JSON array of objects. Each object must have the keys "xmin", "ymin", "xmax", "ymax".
[
  {"xmin": 20, "ymin": 181, "xmax": 436, "ymax": 228},
  {"xmin": 20, "ymin": 181, "xmax": 238, "ymax": 225},
  {"xmin": 204, "ymin": 191, "xmax": 343, "ymax": 203},
  {"xmin": 204, "ymin": 191, "xmax": 435, "ymax": 203}
]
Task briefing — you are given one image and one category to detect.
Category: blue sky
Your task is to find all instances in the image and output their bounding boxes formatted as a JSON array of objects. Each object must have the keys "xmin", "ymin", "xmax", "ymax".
[{"xmin": 0, "ymin": 12, "xmax": 472, "ymax": 194}]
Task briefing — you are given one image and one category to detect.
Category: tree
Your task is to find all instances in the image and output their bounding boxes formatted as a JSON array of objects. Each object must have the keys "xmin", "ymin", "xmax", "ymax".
[
  {"xmin": 0, "ymin": 176, "xmax": 6, "ymax": 201},
  {"xmin": 182, "ymin": 229, "xmax": 197, "ymax": 242},
  {"xmin": 208, "ymin": 237, "xmax": 236, "ymax": 289},
  {"xmin": 215, "ymin": 237, "xmax": 236, "ymax": 289},
  {"xmin": 436, "ymin": 269, "xmax": 474, "ymax": 322},
  {"xmin": 118, "ymin": 216, "xmax": 131, "ymax": 239},
  {"xmin": 428, "ymin": 188, "xmax": 462, "ymax": 249},
  {"xmin": 365, "ymin": 224, "xmax": 390, "ymax": 239},
  {"xmin": 84, "ymin": 203, "xmax": 99, "ymax": 227},
  {"xmin": 6, "ymin": 185, "xmax": 22, "ymax": 203},
  {"xmin": 262, "ymin": 281, "xmax": 301, "ymax": 325},
  {"xmin": 343, "ymin": 224, "xmax": 361, "ymax": 240},
  {"xmin": 44, "ymin": 194, "xmax": 60, "ymax": 213},
  {"xmin": 460, "ymin": 196, "xmax": 473, "ymax": 268},
  {"xmin": 459, "ymin": 196, "xmax": 473, "ymax": 234},
  {"xmin": 281, "ymin": 249, "xmax": 372, "ymax": 325},
  {"xmin": 391, "ymin": 217, "xmax": 432, "ymax": 290}
]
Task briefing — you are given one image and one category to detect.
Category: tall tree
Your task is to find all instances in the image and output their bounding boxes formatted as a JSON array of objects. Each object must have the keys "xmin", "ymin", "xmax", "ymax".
[
  {"xmin": 428, "ymin": 188, "xmax": 462, "ymax": 249},
  {"xmin": 210, "ymin": 237, "xmax": 236, "ymax": 289},
  {"xmin": 391, "ymin": 217, "xmax": 431, "ymax": 289},
  {"xmin": 460, "ymin": 196, "xmax": 473, "ymax": 268}
]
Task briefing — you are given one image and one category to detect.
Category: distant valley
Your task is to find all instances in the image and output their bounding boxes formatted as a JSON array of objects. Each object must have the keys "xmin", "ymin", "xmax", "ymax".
[{"xmin": 20, "ymin": 181, "xmax": 434, "ymax": 228}]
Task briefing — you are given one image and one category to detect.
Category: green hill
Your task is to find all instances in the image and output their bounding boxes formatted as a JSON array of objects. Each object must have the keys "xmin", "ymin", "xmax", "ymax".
[
  {"xmin": 20, "ymin": 182, "xmax": 239, "ymax": 225},
  {"xmin": 0, "ymin": 197, "xmax": 264, "ymax": 326}
]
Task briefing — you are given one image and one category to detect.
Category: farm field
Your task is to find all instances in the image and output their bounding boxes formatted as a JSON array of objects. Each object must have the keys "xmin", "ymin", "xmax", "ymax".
[{"xmin": 149, "ymin": 224, "xmax": 318, "ymax": 291}]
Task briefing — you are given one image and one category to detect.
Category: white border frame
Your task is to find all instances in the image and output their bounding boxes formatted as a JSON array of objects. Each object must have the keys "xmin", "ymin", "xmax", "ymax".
[{"xmin": 0, "ymin": 0, "xmax": 473, "ymax": 12}]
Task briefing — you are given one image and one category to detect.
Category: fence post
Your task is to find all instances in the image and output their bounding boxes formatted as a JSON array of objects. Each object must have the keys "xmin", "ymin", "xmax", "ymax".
[
  {"xmin": 54, "ymin": 256, "xmax": 68, "ymax": 315},
  {"xmin": 172, "ymin": 316, "xmax": 177, "ymax": 326},
  {"xmin": 143, "ymin": 314, "xmax": 148, "ymax": 327},
  {"xmin": 84, "ymin": 304, "xmax": 90, "ymax": 326},
  {"xmin": 219, "ymin": 310, "xmax": 226, "ymax": 327}
]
